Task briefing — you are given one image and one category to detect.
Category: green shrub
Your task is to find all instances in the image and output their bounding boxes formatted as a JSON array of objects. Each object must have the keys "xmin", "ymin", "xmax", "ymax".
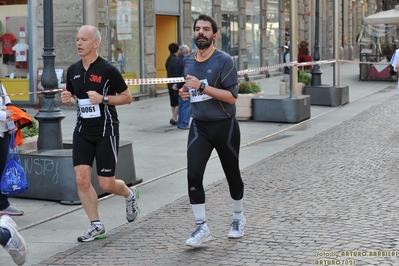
[
  {"xmin": 238, "ymin": 81, "xmax": 262, "ymax": 94},
  {"xmin": 298, "ymin": 70, "xmax": 312, "ymax": 85},
  {"xmin": 21, "ymin": 119, "xmax": 39, "ymax": 138}
]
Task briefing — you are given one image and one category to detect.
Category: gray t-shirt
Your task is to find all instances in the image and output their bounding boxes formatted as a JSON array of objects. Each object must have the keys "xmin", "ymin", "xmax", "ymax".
[{"xmin": 183, "ymin": 49, "xmax": 238, "ymax": 121}]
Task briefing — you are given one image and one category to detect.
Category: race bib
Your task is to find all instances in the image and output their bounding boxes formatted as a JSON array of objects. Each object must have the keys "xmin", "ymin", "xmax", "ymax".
[
  {"xmin": 77, "ymin": 98, "xmax": 101, "ymax": 118},
  {"xmin": 189, "ymin": 79, "xmax": 213, "ymax": 103}
]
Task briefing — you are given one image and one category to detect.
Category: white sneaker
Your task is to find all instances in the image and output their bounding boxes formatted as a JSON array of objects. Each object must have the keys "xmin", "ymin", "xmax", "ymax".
[
  {"xmin": 228, "ymin": 217, "xmax": 246, "ymax": 238},
  {"xmin": 77, "ymin": 223, "xmax": 107, "ymax": 242},
  {"xmin": 126, "ymin": 187, "xmax": 140, "ymax": 222},
  {"xmin": 0, "ymin": 215, "xmax": 28, "ymax": 265},
  {"xmin": 185, "ymin": 222, "xmax": 211, "ymax": 247}
]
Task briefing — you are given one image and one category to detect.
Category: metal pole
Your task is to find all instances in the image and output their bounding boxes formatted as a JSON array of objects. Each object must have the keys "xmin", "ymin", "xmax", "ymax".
[
  {"xmin": 34, "ymin": 0, "xmax": 65, "ymax": 150},
  {"xmin": 290, "ymin": 0, "xmax": 298, "ymax": 98},
  {"xmin": 310, "ymin": 0, "xmax": 322, "ymax": 86},
  {"xmin": 333, "ymin": 0, "xmax": 340, "ymax": 86}
]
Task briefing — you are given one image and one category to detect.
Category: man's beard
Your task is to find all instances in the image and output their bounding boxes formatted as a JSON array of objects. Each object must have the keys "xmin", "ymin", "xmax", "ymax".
[{"xmin": 195, "ymin": 36, "xmax": 213, "ymax": 49}]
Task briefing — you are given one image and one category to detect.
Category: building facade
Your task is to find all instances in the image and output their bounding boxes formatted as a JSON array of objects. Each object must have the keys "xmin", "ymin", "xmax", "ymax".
[{"xmin": 0, "ymin": 0, "xmax": 396, "ymax": 103}]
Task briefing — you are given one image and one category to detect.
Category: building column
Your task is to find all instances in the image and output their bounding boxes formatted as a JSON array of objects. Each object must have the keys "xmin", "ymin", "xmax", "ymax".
[
  {"xmin": 142, "ymin": 0, "xmax": 156, "ymax": 97},
  {"xmin": 83, "ymin": 0, "xmax": 97, "ymax": 25}
]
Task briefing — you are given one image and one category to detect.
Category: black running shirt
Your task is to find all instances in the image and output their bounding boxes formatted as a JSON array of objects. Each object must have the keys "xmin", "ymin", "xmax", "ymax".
[
  {"xmin": 66, "ymin": 56, "xmax": 128, "ymax": 136},
  {"xmin": 183, "ymin": 49, "xmax": 238, "ymax": 121}
]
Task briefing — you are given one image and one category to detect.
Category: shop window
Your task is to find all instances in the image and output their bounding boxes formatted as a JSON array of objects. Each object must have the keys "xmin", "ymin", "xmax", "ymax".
[{"xmin": 109, "ymin": 0, "xmax": 140, "ymax": 93}]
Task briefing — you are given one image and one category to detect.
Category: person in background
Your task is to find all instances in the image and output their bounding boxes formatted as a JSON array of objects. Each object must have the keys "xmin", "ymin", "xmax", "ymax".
[
  {"xmin": 179, "ymin": 14, "xmax": 245, "ymax": 247},
  {"xmin": 173, "ymin": 44, "xmax": 191, "ymax": 130},
  {"xmin": 116, "ymin": 48, "xmax": 126, "ymax": 74},
  {"xmin": 165, "ymin": 42, "xmax": 179, "ymax": 125},
  {"xmin": 0, "ymin": 215, "xmax": 28, "ymax": 265},
  {"xmin": 283, "ymin": 41, "xmax": 290, "ymax": 95},
  {"xmin": 60, "ymin": 25, "xmax": 139, "ymax": 242},
  {"xmin": 390, "ymin": 48, "xmax": 399, "ymax": 92},
  {"xmin": 0, "ymin": 84, "xmax": 23, "ymax": 217}
]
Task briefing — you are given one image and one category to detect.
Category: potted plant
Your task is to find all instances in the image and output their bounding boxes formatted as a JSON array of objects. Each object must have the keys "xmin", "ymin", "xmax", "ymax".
[
  {"xmin": 236, "ymin": 81, "xmax": 264, "ymax": 120},
  {"xmin": 19, "ymin": 119, "xmax": 38, "ymax": 151},
  {"xmin": 297, "ymin": 70, "xmax": 312, "ymax": 94}
]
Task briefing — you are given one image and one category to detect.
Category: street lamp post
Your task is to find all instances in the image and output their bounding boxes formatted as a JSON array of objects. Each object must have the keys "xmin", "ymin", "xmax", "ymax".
[
  {"xmin": 34, "ymin": 0, "xmax": 65, "ymax": 150},
  {"xmin": 310, "ymin": 0, "xmax": 322, "ymax": 86}
]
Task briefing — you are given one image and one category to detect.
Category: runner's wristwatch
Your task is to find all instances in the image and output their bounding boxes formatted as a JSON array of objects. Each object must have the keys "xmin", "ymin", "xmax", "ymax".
[
  {"xmin": 198, "ymin": 82, "xmax": 206, "ymax": 93},
  {"xmin": 102, "ymin": 96, "xmax": 109, "ymax": 104}
]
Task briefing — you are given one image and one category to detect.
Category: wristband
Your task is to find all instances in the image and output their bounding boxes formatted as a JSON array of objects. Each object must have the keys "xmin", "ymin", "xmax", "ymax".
[
  {"xmin": 102, "ymin": 96, "xmax": 109, "ymax": 104},
  {"xmin": 198, "ymin": 82, "xmax": 206, "ymax": 93}
]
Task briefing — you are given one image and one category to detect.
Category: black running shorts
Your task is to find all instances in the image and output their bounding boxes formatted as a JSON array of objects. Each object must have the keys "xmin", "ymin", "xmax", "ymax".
[{"xmin": 72, "ymin": 131, "xmax": 119, "ymax": 177}]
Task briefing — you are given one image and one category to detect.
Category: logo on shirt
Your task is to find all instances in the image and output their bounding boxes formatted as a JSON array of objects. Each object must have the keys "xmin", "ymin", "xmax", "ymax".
[
  {"xmin": 89, "ymin": 74, "xmax": 102, "ymax": 83},
  {"xmin": 207, "ymin": 69, "xmax": 212, "ymax": 73},
  {"xmin": 73, "ymin": 75, "xmax": 80, "ymax": 79}
]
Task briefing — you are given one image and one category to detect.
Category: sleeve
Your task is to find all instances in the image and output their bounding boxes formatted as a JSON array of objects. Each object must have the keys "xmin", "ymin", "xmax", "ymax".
[
  {"xmin": 109, "ymin": 66, "xmax": 128, "ymax": 94},
  {"xmin": 2, "ymin": 85, "xmax": 11, "ymax": 105},
  {"xmin": 0, "ymin": 85, "xmax": 11, "ymax": 121},
  {"xmin": 220, "ymin": 54, "xmax": 238, "ymax": 98},
  {"xmin": 0, "ymin": 110, "xmax": 6, "ymax": 121},
  {"xmin": 66, "ymin": 67, "xmax": 75, "ymax": 95}
]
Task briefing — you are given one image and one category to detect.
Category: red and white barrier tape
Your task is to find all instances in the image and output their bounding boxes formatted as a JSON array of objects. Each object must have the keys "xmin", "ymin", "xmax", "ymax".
[
  {"xmin": 1, "ymin": 88, "xmax": 63, "ymax": 98},
  {"xmin": 0, "ymin": 58, "xmax": 393, "ymax": 96},
  {"xmin": 125, "ymin": 77, "xmax": 185, "ymax": 85}
]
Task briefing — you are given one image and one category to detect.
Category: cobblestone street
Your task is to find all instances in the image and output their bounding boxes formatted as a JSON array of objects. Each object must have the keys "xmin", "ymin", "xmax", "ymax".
[{"xmin": 36, "ymin": 95, "xmax": 399, "ymax": 265}]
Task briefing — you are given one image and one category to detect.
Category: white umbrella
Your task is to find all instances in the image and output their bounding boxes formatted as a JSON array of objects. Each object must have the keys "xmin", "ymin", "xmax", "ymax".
[{"xmin": 364, "ymin": 5, "xmax": 399, "ymax": 25}]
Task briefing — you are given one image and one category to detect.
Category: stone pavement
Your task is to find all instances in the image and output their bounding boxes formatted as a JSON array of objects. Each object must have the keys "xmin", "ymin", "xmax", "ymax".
[
  {"xmin": 0, "ymin": 61, "xmax": 398, "ymax": 265},
  {"xmin": 35, "ymin": 90, "xmax": 399, "ymax": 265}
]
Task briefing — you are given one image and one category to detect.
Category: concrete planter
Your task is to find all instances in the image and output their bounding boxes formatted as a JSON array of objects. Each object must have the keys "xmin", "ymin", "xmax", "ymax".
[
  {"xmin": 279, "ymin": 82, "xmax": 286, "ymax": 95},
  {"xmin": 236, "ymin": 91, "xmax": 265, "ymax": 120},
  {"xmin": 297, "ymin": 83, "xmax": 306, "ymax": 95},
  {"xmin": 17, "ymin": 140, "xmax": 141, "ymax": 204},
  {"xmin": 280, "ymin": 82, "xmax": 306, "ymax": 95},
  {"xmin": 19, "ymin": 136, "xmax": 38, "ymax": 151}
]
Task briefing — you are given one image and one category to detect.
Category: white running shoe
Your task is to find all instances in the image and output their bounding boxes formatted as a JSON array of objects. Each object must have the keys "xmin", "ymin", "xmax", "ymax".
[
  {"xmin": 185, "ymin": 222, "xmax": 211, "ymax": 247},
  {"xmin": 0, "ymin": 205, "xmax": 24, "ymax": 216},
  {"xmin": 228, "ymin": 217, "xmax": 246, "ymax": 238},
  {"xmin": 126, "ymin": 187, "xmax": 140, "ymax": 222},
  {"xmin": 77, "ymin": 223, "xmax": 107, "ymax": 242},
  {"xmin": 0, "ymin": 215, "xmax": 28, "ymax": 265}
]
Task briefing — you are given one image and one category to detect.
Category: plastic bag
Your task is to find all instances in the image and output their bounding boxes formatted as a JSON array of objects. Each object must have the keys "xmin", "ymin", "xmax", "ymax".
[{"xmin": 1, "ymin": 133, "xmax": 28, "ymax": 196}]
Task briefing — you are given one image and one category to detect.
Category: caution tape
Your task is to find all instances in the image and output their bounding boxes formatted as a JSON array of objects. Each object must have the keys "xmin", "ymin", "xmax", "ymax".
[
  {"xmin": 125, "ymin": 77, "xmax": 185, "ymax": 85},
  {"xmin": 0, "ymin": 58, "xmax": 394, "ymax": 97},
  {"xmin": 1, "ymin": 88, "xmax": 63, "ymax": 98}
]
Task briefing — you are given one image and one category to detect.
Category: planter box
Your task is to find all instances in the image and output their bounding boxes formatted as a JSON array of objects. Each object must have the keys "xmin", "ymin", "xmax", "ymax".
[
  {"xmin": 252, "ymin": 95, "xmax": 311, "ymax": 123},
  {"xmin": 19, "ymin": 136, "xmax": 38, "ymax": 151},
  {"xmin": 280, "ymin": 83, "xmax": 306, "ymax": 95},
  {"xmin": 236, "ymin": 91, "xmax": 264, "ymax": 120},
  {"xmin": 16, "ymin": 140, "xmax": 142, "ymax": 204},
  {"xmin": 297, "ymin": 83, "xmax": 306, "ymax": 94},
  {"xmin": 302, "ymin": 85, "xmax": 349, "ymax": 107}
]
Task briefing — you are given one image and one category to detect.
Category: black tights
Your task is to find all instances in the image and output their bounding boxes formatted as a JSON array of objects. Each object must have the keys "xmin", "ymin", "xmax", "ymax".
[{"xmin": 187, "ymin": 117, "xmax": 244, "ymax": 204}]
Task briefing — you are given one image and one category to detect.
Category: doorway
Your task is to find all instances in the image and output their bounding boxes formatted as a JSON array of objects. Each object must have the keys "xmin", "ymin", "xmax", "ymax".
[{"xmin": 155, "ymin": 15, "xmax": 178, "ymax": 89}]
